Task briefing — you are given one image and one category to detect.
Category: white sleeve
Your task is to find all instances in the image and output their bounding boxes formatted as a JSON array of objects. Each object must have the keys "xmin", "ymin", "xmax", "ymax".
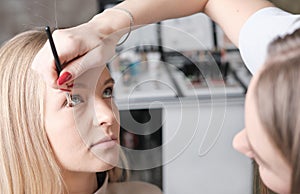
[{"xmin": 238, "ymin": 7, "xmax": 300, "ymax": 75}]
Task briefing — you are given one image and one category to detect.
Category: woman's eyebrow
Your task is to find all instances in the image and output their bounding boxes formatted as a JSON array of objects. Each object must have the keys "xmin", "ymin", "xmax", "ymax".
[
  {"xmin": 69, "ymin": 78, "xmax": 114, "ymax": 90},
  {"xmin": 68, "ymin": 81, "xmax": 89, "ymax": 89},
  {"xmin": 104, "ymin": 78, "xmax": 115, "ymax": 85},
  {"xmin": 72, "ymin": 82, "xmax": 88, "ymax": 89}
]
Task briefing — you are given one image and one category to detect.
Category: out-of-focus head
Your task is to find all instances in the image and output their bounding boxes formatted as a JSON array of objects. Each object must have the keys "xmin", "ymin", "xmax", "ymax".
[
  {"xmin": 233, "ymin": 28, "xmax": 300, "ymax": 194},
  {"xmin": 255, "ymin": 28, "xmax": 300, "ymax": 193}
]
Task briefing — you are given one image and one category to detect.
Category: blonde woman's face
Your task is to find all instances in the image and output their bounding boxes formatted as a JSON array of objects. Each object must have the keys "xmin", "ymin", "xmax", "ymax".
[
  {"xmin": 44, "ymin": 67, "xmax": 120, "ymax": 172},
  {"xmin": 233, "ymin": 72, "xmax": 292, "ymax": 194}
]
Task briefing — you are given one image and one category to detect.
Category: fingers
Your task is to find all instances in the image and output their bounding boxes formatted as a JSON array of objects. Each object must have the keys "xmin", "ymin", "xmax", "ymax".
[
  {"xmin": 57, "ymin": 44, "xmax": 116, "ymax": 86},
  {"xmin": 51, "ymin": 29, "xmax": 86, "ymax": 65},
  {"xmin": 58, "ymin": 80, "xmax": 74, "ymax": 92},
  {"xmin": 31, "ymin": 28, "xmax": 91, "ymax": 88},
  {"xmin": 57, "ymin": 56, "xmax": 85, "ymax": 86},
  {"xmin": 31, "ymin": 26, "xmax": 118, "ymax": 88}
]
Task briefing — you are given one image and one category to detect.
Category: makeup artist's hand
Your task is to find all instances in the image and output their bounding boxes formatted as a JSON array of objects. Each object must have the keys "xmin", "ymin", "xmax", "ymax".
[{"xmin": 32, "ymin": 20, "xmax": 120, "ymax": 88}]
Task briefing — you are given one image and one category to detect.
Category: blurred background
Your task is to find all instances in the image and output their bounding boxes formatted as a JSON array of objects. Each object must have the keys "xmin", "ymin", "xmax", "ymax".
[
  {"xmin": 0, "ymin": 0, "xmax": 299, "ymax": 44},
  {"xmin": 0, "ymin": 0, "xmax": 298, "ymax": 193}
]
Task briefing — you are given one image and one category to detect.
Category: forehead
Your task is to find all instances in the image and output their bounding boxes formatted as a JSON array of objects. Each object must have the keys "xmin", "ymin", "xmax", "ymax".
[
  {"xmin": 245, "ymin": 72, "xmax": 260, "ymax": 126},
  {"xmin": 74, "ymin": 67, "xmax": 111, "ymax": 87},
  {"xmin": 245, "ymin": 75, "xmax": 263, "ymax": 143},
  {"xmin": 245, "ymin": 72, "xmax": 279, "ymax": 164},
  {"xmin": 245, "ymin": 70, "xmax": 272, "ymax": 138}
]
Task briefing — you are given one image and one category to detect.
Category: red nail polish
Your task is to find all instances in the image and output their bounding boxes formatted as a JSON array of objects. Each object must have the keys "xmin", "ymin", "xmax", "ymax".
[
  {"xmin": 67, "ymin": 83, "xmax": 74, "ymax": 88},
  {"xmin": 57, "ymin": 72, "xmax": 72, "ymax": 85},
  {"xmin": 59, "ymin": 88, "xmax": 72, "ymax": 92}
]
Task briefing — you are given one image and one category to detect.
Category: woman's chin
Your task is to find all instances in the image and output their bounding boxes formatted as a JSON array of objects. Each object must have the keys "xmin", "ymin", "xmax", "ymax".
[{"xmin": 91, "ymin": 147, "xmax": 120, "ymax": 170}]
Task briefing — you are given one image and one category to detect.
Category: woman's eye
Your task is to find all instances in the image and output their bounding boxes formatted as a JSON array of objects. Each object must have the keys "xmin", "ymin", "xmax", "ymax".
[
  {"xmin": 70, "ymin": 94, "xmax": 84, "ymax": 105},
  {"xmin": 103, "ymin": 87, "xmax": 113, "ymax": 98},
  {"xmin": 63, "ymin": 94, "xmax": 84, "ymax": 107}
]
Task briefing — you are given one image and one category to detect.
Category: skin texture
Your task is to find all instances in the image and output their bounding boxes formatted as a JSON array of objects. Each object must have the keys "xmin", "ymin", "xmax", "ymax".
[
  {"xmin": 45, "ymin": 67, "xmax": 120, "ymax": 193},
  {"xmin": 233, "ymin": 71, "xmax": 292, "ymax": 194},
  {"xmin": 204, "ymin": 0, "xmax": 273, "ymax": 46},
  {"xmin": 44, "ymin": 67, "xmax": 162, "ymax": 194}
]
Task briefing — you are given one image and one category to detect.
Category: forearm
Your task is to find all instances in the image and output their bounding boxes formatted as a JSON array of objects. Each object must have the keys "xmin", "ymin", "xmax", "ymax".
[
  {"xmin": 204, "ymin": 0, "xmax": 274, "ymax": 46},
  {"xmin": 89, "ymin": 0, "xmax": 274, "ymax": 47},
  {"xmin": 89, "ymin": 0, "xmax": 208, "ymax": 37},
  {"xmin": 115, "ymin": 0, "xmax": 208, "ymax": 25}
]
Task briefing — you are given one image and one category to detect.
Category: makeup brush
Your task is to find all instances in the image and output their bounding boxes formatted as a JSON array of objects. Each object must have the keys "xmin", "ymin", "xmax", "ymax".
[{"xmin": 45, "ymin": 26, "xmax": 74, "ymax": 106}]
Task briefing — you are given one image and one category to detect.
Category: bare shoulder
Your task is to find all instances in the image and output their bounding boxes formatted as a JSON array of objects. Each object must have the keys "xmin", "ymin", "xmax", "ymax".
[{"xmin": 107, "ymin": 181, "xmax": 162, "ymax": 194}]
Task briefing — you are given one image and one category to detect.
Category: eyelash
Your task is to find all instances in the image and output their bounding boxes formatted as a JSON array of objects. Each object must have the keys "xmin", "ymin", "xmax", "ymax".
[
  {"xmin": 62, "ymin": 87, "xmax": 114, "ymax": 107},
  {"xmin": 103, "ymin": 87, "xmax": 114, "ymax": 99},
  {"xmin": 62, "ymin": 94, "xmax": 84, "ymax": 107}
]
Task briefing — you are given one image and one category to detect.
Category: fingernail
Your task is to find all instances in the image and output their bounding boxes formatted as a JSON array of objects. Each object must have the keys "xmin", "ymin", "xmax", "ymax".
[
  {"xmin": 57, "ymin": 72, "xmax": 72, "ymax": 85},
  {"xmin": 59, "ymin": 88, "xmax": 72, "ymax": 92},
  {"xmin": 67, "ymin": 84, "xmax": 74, "ymax": 88}
]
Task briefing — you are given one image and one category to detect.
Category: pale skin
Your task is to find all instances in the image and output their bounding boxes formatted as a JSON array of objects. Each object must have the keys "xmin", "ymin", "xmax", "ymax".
[
  {"xmin": 233, "ymin": 71, "xmax": 292, "ymax": 194},
  {"xmin": 44, "ymin": 67, "xmax": 161, "ymax": 194},
  {"xmin": 32, "ymin": 0, "xmax": 274, "ymax": 86}
]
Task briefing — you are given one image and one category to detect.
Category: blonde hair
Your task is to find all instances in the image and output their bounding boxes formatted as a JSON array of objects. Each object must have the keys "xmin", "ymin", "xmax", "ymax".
[
  {"xmin": 255, "ymin": 28, "xmax": 300, "ymax": 193},
  {"xmin": 0, "ymin": 30, "xmax": 128, "ymax": 194},
  {"xmin": 0, "ymin": 30, "xmax": 65, "ymax": 193}
]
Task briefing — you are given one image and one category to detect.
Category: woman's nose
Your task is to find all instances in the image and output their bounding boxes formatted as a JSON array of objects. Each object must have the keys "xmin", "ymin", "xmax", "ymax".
[
  {"xmin": 93, "ymin": 99, "xmax": 116, "ymax": 128},
  {"xmin": 232, "ymin": 129, "xmax": 254, "ymax": 158}
]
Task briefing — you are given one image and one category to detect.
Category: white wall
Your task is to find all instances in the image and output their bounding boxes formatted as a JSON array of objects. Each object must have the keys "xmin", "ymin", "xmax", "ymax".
[{"xmin": 163, "ymin": 98, "xmax": 252, "ymax": 194}]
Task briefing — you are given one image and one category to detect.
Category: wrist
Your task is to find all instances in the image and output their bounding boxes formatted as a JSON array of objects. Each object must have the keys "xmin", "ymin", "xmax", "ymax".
[{"xmin": 89, "ymin": 9, "xmax": 132, "ymax": 37}]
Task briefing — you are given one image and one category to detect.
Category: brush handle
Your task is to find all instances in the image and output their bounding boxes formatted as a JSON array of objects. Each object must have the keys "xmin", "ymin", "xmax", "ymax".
[{"xmin": 45, "ymin": 26, "xmax": 62, "ymax": 76}]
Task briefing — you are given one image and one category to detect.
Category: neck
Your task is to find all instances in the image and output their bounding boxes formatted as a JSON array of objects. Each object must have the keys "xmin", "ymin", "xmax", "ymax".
[{"xmin": 62, "ymin": 170, "xmax": 98, "ymax": 194}]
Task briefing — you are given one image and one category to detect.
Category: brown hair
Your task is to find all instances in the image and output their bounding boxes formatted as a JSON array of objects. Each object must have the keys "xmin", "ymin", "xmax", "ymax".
[
  {"xmin": 255, "ymin": 28, "xmax": 300, "ymax": 193},
  {"xmin": 253, "ymin": 161, "xmax": 275, "ymax": 194}
]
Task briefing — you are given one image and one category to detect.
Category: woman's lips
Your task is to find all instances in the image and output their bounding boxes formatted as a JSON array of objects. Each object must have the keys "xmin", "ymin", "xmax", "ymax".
[{"xmin": 90, "ymin": 136, "xmax": 118, "ymax": 149}]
